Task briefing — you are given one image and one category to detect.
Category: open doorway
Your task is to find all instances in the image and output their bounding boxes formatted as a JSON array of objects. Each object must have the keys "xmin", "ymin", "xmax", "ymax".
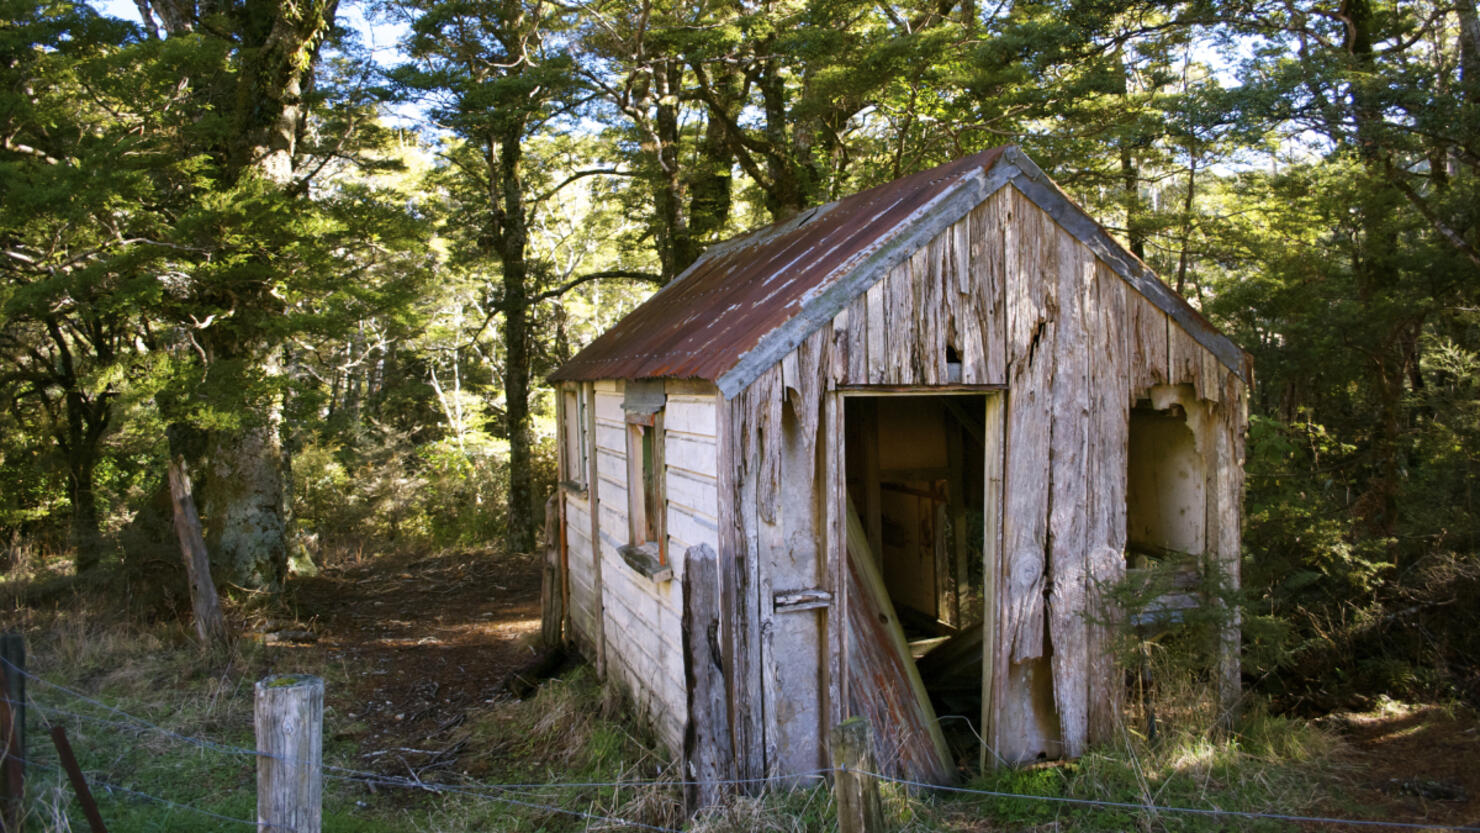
[{"xmin": 844, "ymin": 394, "xmax": 989, "ymax": 767}]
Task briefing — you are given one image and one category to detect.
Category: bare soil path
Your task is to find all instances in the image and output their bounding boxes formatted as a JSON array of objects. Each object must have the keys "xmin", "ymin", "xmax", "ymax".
[
  {"xmin": 265, "ymin": 547, "xmax": 544, "ymax": 776},
  {"xmin": 1320, "ymin": 705, "xmax": 1480, "ymax": 832}
]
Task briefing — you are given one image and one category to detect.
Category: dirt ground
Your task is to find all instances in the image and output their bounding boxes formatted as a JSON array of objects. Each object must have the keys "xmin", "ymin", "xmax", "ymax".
[
  {"xmin": 264, "ymin": 547, "xmax": 547, "ymax": 779},
  {"xmin": 1318, "ymin": 705, "xmax": 1480, "ymax": 832}
]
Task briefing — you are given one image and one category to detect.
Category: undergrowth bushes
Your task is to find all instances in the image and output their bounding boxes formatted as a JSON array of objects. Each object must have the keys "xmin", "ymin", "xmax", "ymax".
[{"xmin": 293, "ymin": 428, "xmax": 558, "ymax": 562}]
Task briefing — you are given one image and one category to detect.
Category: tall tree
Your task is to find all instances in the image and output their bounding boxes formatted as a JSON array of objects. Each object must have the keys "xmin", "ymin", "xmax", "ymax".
[
  {"xmin": 124, "ymin": 0, "xmax": 345, "ymax": 587},
  {"xmin": 396, "ymin": 0, "xmax": 660, "ymax": 553},
  {"xmin": 0, "ymin": 0, "xmax": 179, "ymax": 571}
]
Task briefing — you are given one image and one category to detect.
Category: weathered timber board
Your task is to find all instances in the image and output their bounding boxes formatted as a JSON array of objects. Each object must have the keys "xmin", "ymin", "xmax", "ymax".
[{"xmin": 844, "ymin": 499, "xmax": 955, "ymax": 784}]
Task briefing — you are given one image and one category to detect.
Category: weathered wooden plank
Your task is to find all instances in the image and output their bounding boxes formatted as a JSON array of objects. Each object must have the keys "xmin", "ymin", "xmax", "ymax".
[
  {"xmin": 995, "ymin": 656, "xmax": 1062, "ymax": 764},
  {"xmin": 981, "ymin": 392, "xmax": 1006, "ymax": 766},
  {"xmin": 1047, "ymin": 231, "xmax": 1092, "ymax": 758},
  {"xmin": 684, "ymin": 543, "xmax": 734, "ymax": 815},
  {"xmin": 866, "ymin": 281, "xmax": 888, "ymax": 385},
  {"xmin": 886, "ymin": 259, "xmax": 916, "ymax": 385},
  {"xmin": 1168, "ymin": 321, "xmax": 1205, "ymax": 395},
  {"xmin": 664, "ymin": 433, "xmax": 718, "ymax": 479},
  {"xmin": 1001, "ymin": 189, "xmax": 1055, "ymax": 664},
  {"xmin": 824, "ymin": 390, "xmax": 846, "ymax": 735},
  {"xmin": 665, "ymin": 379, "xmax": 718, "ymax": 397},
  {"xmin": 846, "ymin": 294, "xmax": 869, "ymax": 386},
  {"xmin": 1209, "ymin": 389, "xmax": 1246, "ymax": 729},
  {"xmin": 948, "ymin": 209, "xmax": 987, "ymax": 385},
  {"xmin": 1086, "ymin": 261, "xmax": 1128, "ymax": 743},
  {"xmin": 665, "ymin": 396, "xmax": 718, "ymax": 437},
  {"xmin": 767, "ymin": 334, "xmax": 830, "ymax": 778},
  {"xmin": 595, "ymin": 423, "xmax": 627, "ymax": 455},
  {"xmin": 920, "ymin": 235, "xmax": 947, "ymax": 386},
  {"xmin": 1202, "ymin": 349, "xmax": 1223, "ymax": 405},
  {"xmin": 667, "ymin": 503, "xmax": 719, "ymax": 550},
  {"xmin": 754, "ymin": 366, "xmax": 784, "ymax": 525},
  {"xmin": 997, "ymin": 148, "xmax": 1247, "ymax": 382},
  {"xmin": 594, "ymin": 388, "xmax": 625, "ymax": 422},
  {"xmin": 595, "ymin": 448, "xmax": 628, "ymax": 493},
  {"xmin": 1127, "ymin": 291, "xmax": 1169, "ymax": 396},
  {"xmin": 586, "ymin": 382, "xmax": 607, "ymax": 677},
  {"xmin": 844, "ymin": 499, "xmax": 955, "ymax": 784},
  {"xmin": 666, "ymin": 469, "xmax": 718, "ymax": 519},
  {"xmin": 829, "ymin": 311, "xmax": 850, "ymax": 388},
  {"xmin": 976, "ymin": 190, "xmax": 1009, "ymax": 386},
  {"xmin": 728, "ymin": 390, "xmax": 766, "ymax": 786}
]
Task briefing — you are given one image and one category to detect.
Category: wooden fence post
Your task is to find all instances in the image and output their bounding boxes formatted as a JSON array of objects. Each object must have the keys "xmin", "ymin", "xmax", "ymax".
[
  {"xmin": 831, "ymin": 717, "xmax": 885, "ymax": 833},
  {"xmin": 0, "ymin": 633, "xmax": 24, "ymax": 833},
  {"xmin": 256, "ymin": 675, "xmax": 322, "ymax": 833},
  {"xmin": 683, "ymin": 543, "xmax": 733, "ymax": 815}
]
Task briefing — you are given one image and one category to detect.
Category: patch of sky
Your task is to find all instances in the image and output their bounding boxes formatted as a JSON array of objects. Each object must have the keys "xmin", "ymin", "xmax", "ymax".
[{"xmin": 87, "ymin": 0, "xmax": 433, "ymax": 132}]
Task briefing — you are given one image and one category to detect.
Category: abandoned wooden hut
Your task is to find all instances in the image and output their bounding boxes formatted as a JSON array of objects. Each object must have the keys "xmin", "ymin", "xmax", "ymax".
[{"xmin": 547, "ymin": 146, "xmax": 1250, "ymax": 785}]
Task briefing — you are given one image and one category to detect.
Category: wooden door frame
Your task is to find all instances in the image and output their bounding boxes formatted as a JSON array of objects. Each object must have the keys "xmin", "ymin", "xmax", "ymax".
[{"xmin": 827, "ymin": 387, "xmax": 1006, "ymax": 771}]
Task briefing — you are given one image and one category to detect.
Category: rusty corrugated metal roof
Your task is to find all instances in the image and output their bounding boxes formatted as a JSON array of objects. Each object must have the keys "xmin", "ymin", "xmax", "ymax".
[{"xmin": 548, "ymin": 148, "xmax": 1008, "ymax": 389}]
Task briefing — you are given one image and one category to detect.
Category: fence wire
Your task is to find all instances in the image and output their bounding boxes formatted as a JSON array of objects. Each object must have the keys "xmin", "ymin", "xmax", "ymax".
[{"xmin": 7, "ymin": 657, "xmax": 1480, "ymax": 833}]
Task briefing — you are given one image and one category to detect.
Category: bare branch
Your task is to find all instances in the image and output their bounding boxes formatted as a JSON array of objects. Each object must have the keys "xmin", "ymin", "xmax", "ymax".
[{"xmin": 533, "ymin": 269, "xmax": 663, "ymax": 303}]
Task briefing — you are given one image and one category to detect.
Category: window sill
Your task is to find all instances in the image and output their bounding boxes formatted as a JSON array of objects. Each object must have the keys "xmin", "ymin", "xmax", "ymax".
[{"xmin": 619, "ymin": 543, "xmax": 672, "ymax": 583}]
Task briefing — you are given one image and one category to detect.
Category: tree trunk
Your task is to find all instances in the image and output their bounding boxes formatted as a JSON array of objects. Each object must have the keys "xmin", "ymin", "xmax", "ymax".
[
  {"xmin": 168, "ymin": 456, "xmax": 228, "ymax": 650},
  {"xmin": 66, "ymin": 455, "xmax": 103, "ymax": 574},
  {"xmin": 499, "ymin": 125, "xmax": 536, "ymax": 555},
  {"xmin": 652, "ymin": 59, "xmax": 689, "ymax": 282},
  {"xmin": 1457, "ymin": 0, "xmax": 1480, "ymax": 106},
  {"xmin": 202, "ymin": 410, "xmax": 289, "ymax": 589},
  {"xmin": 1344, "ymin": 0, "xmax": 1405, "ymax": 540}
]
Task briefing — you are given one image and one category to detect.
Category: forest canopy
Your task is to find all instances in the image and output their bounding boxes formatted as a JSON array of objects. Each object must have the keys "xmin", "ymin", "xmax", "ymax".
[{"xmin": 1, "ymin": 0, "xmax": 1478, "ymax": 703}]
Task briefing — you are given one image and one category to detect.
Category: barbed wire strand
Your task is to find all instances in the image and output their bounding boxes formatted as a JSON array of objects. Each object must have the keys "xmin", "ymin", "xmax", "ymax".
[
  {"xmin": 327, "ymin": 769, "xmax": 686, "ymax": 833},
  {"xmin": 16, "ymin": 658, "xmax": 1480, "ymax": 832},
  {"xmin": 852, "ymin": 766, "xmax": 1480, "ymax": 832},
  {"xmin": 2, "ymin": 661, "xmax": 829, "ymax": 791},
  {"xmin": 8, "ymin": 753, "xmax": 272, "ymax": 830},
  {"xmin": 14, "ymin": 742, "xmax": 685, "ymax": 833},
  {"xmin": 13, "ymin": 694, "xmax": 829, "ymax": 793}
]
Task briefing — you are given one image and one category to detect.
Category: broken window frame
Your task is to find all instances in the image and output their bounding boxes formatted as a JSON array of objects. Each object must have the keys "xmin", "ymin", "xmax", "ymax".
[
  {"xmin": 560, "ymin": 383, "xmax": 590, "ymax": 493},
  {"xmin": 624, "ymin": 409, "xmax": 667, "ymax": 568}
]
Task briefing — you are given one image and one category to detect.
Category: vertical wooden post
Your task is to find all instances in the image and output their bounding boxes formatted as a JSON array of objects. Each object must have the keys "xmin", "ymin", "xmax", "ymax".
[
  {"xmin": 167, "ymin": 458, "xmax": 227, "ymax": 650},
  {"xmin": 256, "ymin": 675, "xmax": 322, "ymax": 833},
  {"xmin": 540, "ymin": 493, "xmax": 564, "ymax": 650},
  {"xmin": 980, "ymin": 392, "xmax": 1005, "ymax": 770},
  {"xmin": 683, "ymin": 544, "xmax": 733, "ymax": 816},
  {"xmin": 0, "ymin": 633, "xmax": 24, "ymax": 833},
  {"xmin": 831, "ymin": 718, "xmax": 885, "ymax": 833}
]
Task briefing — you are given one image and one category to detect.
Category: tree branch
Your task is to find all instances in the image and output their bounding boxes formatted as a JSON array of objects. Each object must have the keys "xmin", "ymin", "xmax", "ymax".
[
  {"xmin": 532, "ymin": 168, "xmax": 632, "ymax": 204},
  {"xmin": 1385, "ymin": 162, "xmax": 1480, "ymax": 269},
  {"xmin": 534, "ymin": 269, "xmax": 663, "ymax": 303}
]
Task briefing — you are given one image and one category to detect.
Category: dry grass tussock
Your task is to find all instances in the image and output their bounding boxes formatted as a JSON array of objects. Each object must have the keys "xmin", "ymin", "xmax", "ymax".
[{"xmin": 688, "ymin": 784, "xmax": 836, "ymax": 833}]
